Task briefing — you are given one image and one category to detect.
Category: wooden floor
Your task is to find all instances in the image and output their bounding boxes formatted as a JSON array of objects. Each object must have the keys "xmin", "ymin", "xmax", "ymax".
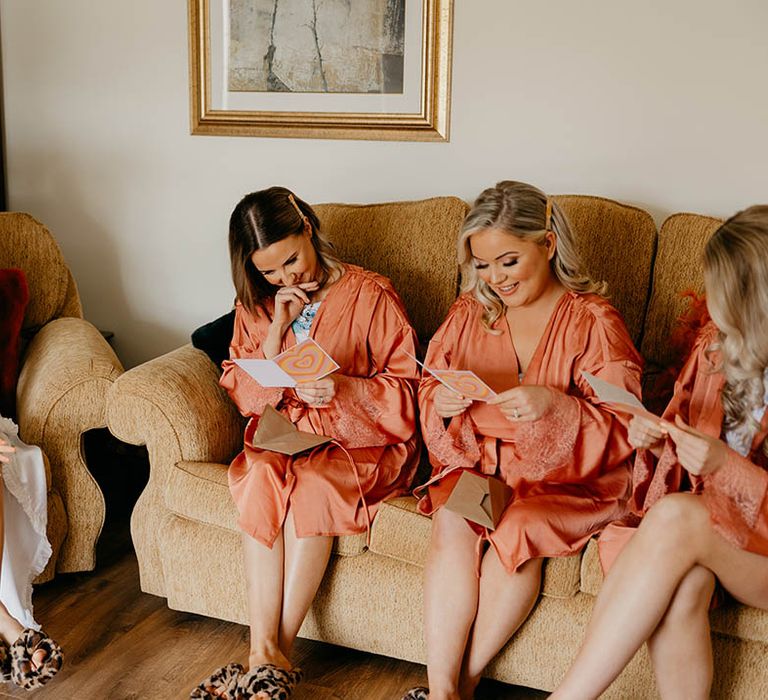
[{"xmin": 0, "ymin": 521, "xmax": 546, "ymax": 699}]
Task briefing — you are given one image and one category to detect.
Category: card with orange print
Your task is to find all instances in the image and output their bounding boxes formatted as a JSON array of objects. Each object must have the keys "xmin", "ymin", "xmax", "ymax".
[
  {"xmin": 406, "ymin": 353, "xmax": 497, "ymax": 402},
  {"xmin": 235, "ymin": 338, "xmax": 339, "ymax": 388}
]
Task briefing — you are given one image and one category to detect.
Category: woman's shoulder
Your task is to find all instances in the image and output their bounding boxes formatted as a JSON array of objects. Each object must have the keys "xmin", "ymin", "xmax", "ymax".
[{"xmin": 568, "ymin": 292, "xmax": 629, "ymax": 329}]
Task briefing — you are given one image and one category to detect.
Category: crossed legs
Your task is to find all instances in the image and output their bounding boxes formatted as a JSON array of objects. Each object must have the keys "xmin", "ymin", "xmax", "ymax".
[
  {"xmin": 551, "ymin": 493, "xmax": 768, "ymax": 700},
  {"xmin": 423, "ymin": 508, "xmax": 542, "ymax": 700}
]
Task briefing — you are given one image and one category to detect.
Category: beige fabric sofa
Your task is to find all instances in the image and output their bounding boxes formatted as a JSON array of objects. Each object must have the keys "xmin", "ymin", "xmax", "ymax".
[
  {"xmin": 1, "ymin": 213, "xmax": 124, "ymax": 577},
  {"xmin": 106, "ymin": 197, "xmax": 768, "ymax": 698}
]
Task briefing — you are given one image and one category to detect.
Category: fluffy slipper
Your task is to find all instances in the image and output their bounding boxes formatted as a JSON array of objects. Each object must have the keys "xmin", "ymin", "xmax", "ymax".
[
  {"xmin": 0, "ymin": 638, "xmax": 11, "ymax": 682},
  {"xmin": 9, "ymin": 629, "xmax": 63, "ymax": 690},
  {"xmin": 234, "ymin": 664, "xmax": 304, "ymax": 700},
  {"xmin": 401, "ymin": 688, "xmax": 429, "ymax": 700},
  {"xmin": 190, "ymin": 663, "xmax": 245, "ymax": 699}
]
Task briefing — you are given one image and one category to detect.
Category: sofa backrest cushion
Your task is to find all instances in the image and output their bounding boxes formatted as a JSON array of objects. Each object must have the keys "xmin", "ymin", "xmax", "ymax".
[
  {"xmin": 640, "ymin": 213, "xmax": 722, "ymax": 368},
  {"xmin": 555, "ymin": 195, "xmax": 657, "ymax": 346},
  {"xmin": 314, "ymin": 197, "xmax": 469, "ymax": 343},
  {"xmin": 0, "ymin": 213, "xmax": 82, "ymax": 332}
]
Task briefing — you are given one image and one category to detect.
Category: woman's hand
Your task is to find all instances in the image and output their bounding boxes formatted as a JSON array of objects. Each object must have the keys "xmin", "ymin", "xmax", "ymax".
[
  {"xmin": 628, "ymin": 415, "xmax": 667, "ymax": 452},
  {"xmin": 433, "ymin": 384, "xmax": 472, "ymax": 418},
  {"xmin": 488, "ymin": 385, "xmax": 553, "ymax": 422},
  {"xmin": 264, "ymin": 281, "xmax": 320, "ymax": 358},
  {"xmin": 296, "ymin": 375, "xmax": 337, "ymax": 408},
  {"xmin": 665, "ymin": 414, "xmax": 728, "ymax": 476},
  {"xmin": 0, "ymin": 439, "xmax": 15, "ymax": 464},
  {"xmin": 272, "ymin": 281, "xmax": 320, "ymax": 329}
]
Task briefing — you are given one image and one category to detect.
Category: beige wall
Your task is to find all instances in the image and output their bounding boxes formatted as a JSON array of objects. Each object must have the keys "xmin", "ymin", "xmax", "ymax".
[{"xmin": 3, "ymin": 1, "xmax": 768, "ymax": 367}]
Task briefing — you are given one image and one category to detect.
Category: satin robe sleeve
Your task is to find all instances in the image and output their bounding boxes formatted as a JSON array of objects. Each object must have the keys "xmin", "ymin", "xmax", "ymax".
[
  {"xmin": 631, "ymin": 324, "xmax": 718, "ymax": 511},
  {"xmin": 219, "ymin": 302, "xmax": 286, "ymax": 418},
  {"xmin": 702, "ymin": 447, "xmax": 768, "ymax": 551},
  {"xmin": 317, "ymin": 285, "xmax": 420, "ymax": 449},
  {"xmin": 511, "ymin": 300, "xmax": 643, "ymax": 483},
  {"xmin": 418, "ymin": 299, "xmax": 484, "ymax": 475}
]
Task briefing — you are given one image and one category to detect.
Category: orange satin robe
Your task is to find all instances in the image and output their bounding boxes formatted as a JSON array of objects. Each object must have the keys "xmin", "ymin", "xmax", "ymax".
[
  {"xmin": 417, "ymin": 291, "xmax": 643, "ymax": 573},
  {"xmin": 599, "ymin": 322, "xmax": 768, "ymax": 571},
  {"xmin": 220, "ymin": 265, "xmax": 420, "ymax": 547}
]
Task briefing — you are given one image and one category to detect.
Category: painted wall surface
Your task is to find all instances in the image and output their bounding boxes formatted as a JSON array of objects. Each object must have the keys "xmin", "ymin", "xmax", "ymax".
[{"xmin": 3, "ymin": 1, "xmax": 768, "ymax": 367}]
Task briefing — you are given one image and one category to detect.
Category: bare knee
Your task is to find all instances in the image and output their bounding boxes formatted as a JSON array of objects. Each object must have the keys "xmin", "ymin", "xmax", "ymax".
[
  {"xmin": 641, "ymin": 494, "xmax": 710, "ymax": 555},
  {"xmin": 430, "ymin": 508, "xmax": 477, "ymax": 554}
]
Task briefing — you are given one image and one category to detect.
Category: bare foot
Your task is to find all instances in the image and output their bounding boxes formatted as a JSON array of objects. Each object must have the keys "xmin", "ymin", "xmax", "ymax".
[{"xmin": 248, "ymin": 644, "xmax": 291, "ymax": 672}]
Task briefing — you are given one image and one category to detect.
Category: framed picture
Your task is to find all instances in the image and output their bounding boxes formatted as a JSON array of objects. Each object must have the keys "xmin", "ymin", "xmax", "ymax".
[{"xmin": 188, "ymin": 0, "xmax": 453, "ymax": 141}]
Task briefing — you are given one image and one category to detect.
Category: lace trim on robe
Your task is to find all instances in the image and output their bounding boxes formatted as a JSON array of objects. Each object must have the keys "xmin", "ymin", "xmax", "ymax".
[
  {"xmin": 326, "ymin": 376, "xmax": 385, "ymax": 449},
  {"xmin": 703, "ymin": 450, "xmax": 768, "ymax": 548},
  {"xmin": 512, "ymin": 392, "xmax": 581, "ymax": 480}
]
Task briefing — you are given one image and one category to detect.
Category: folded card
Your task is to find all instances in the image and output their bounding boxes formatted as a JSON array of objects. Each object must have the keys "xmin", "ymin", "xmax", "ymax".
[
  {"xmin": 253, "ymin": 405, "xmax": 332, "ymax": 456},
  {"xmin": 235, "ymin": 338, "xmax": 340, "ymax": 388},
  {"xmin": 581, "ymin": 371, "xmax": 657, "ymax": 419},
  {"xmin": 406, "ymin": 353, "xmax": 497, "ymax": 402},
  {"xmin": 443, "ymin": 470, "xmax": 513, "ymax": 530}
]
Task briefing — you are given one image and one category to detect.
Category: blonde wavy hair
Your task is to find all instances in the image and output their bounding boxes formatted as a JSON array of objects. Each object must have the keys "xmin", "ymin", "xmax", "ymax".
[
  {"xmin": 458, "ymin": 180, "xmax": 606, "ymax": 331},
  {"xmin": 703, "ymin": 204, "xmax": 768, "ymax": 453}
]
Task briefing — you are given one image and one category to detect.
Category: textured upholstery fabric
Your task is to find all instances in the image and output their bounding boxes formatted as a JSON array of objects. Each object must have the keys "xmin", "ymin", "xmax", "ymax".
[
  {"xmin": 555, "ymin": 195, "xmax": 657, "ymax": 346},
  {"xmin": 314, "ymin": 197, "xmax": 468, "ymax": 343},
  {"xmin": 0, "ymin": 213, "xmax": 80, "ymax": 331},
  {"xmin": 106, "ymin": 198, "xmax": 768, "ymax": 698},
  {"xmin": 2, "ymin": 213, "xmax": 123, "ymax": 574},
  {"xmin": 641, "ymin": 213, "xmax": 722, "ymax": 367}
]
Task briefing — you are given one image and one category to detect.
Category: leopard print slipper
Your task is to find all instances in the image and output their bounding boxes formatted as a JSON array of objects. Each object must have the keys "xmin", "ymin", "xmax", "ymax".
[
  {"xmin": 9, "ymin": 629, "xmax": 63, "ymax": 690},
  {"xmin": 190, "ymin": 663, "xmax": 245, "ymax": 699},
  {"xmin": 401, "ymin": 688, "xmax": 429, "ymax": 700},
  {"xmin": 234, "ymin": 664, "xmax": 304, "ymax": 700},
  {"xmin": 0, "ymin": 639, "xmax": 11, "ymax": 683}
]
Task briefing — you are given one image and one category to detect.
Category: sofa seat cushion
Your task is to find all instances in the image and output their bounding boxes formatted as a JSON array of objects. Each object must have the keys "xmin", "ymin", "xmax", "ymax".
[
  {"xmin": 580, "ymin": 537, "xmax": 768, "ymax": 644},
  {"xmin": 370, "ymin": 496, "xmax": 582, "ymax": 598},
  {"xmin": 166, "ymin": 461, "xmax": 367, "ymax": 557}
]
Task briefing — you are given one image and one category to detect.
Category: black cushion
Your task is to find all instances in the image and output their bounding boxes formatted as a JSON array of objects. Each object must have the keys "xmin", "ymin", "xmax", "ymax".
[{"xmin": 191, "ymin": 310, "xmax": 236, "ymax": 370}]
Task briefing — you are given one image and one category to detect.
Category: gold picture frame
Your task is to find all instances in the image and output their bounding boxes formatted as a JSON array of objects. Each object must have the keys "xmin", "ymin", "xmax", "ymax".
[{"xmin": 188, "ymin": 0, "xmax": 453, "ymax": 141}]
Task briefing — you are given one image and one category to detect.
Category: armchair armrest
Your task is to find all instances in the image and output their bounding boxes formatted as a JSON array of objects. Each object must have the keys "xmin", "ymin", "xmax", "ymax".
[
  {"xmin": 105, "ymin": 343, "xmax": 244, "ymax": 596},
  {"xmin": 16, "ymin": 317, "xmax": 124, "ymax": 572}
]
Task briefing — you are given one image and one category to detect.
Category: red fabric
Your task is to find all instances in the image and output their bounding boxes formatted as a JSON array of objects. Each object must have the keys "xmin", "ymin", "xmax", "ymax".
[{"xmin": 0, "ymin": 269, "xmax": 30, "ymax": 418}]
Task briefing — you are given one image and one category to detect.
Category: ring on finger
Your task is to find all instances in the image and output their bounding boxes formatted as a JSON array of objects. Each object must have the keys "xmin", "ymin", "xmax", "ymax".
[{"xmin": 512, "ymin": 408, "xmax": 520, "ymax": 419}]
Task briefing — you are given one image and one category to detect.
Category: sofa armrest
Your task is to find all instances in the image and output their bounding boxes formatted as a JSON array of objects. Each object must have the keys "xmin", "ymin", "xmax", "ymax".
[
  {"xmin": 105, "ymin": 343, "xmax": 244, "ymax": 596},
  {"xmin": 16, "ymin": 317, "xmax": 124, "ymax": 572},
  {"xmin": 106, "ymin": 343, "xmax": 244, "ymax": 467}
]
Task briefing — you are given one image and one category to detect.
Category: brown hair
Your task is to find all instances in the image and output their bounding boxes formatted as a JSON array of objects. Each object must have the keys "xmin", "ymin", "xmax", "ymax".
[{"xmin": 228, "ymin": 186, "xmax": 343, "ymax": 314}]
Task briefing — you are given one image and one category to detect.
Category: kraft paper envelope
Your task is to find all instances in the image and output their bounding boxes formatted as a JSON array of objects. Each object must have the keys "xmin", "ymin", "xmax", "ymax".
[
  {"xmin": 443, "ymin": 471, "xmax": 513, "ymax": 530},
  {"xmin": 581, "ymin": 371, "xmax": 658, "ymax": 420},
  {"xmin": 253, "ymin": 405, "xmax": 332, "ymax": 456}
]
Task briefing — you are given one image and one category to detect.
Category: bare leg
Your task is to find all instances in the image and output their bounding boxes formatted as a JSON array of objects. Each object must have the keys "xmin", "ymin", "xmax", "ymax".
[
  {"xmin": 241, "ymin": 528, "xmax": 291, "ymax": 671},
  {"xmin": 552, "ymin": 494, "xmax": 768, "ymax": 700},
  {"xmin": 647, "ymin": 565, "xmax": 715, "ymax": 699},
  {"xmin": 459, "ymin": 552, "xmax": 542, "ymax": 699},
  {"xmin": 423, "ymin": 509, "xmax": 482, "ymax": 700},
  {"xmin": 277, "ymin": 511, "xmax": 333, "ymax": 657}
]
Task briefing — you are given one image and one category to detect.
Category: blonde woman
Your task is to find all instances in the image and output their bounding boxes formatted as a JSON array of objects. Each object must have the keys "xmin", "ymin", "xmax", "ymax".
[
  {"xmin": 552, "ymin": 205, "xmax": 768, "ymax": 699},
  {"xmin": 404, "ymin": 181, "xmax": 642, "ymax": 700}
]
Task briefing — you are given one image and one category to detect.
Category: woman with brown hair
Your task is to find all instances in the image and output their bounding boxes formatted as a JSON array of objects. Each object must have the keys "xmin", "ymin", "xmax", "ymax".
[
  {"xmin": 192, "ymin": 187, "xmax": 420, "ymax": 699},
  {"xmin": 552, "ymin": 205, "xmax": 768, "ymax": 699}
]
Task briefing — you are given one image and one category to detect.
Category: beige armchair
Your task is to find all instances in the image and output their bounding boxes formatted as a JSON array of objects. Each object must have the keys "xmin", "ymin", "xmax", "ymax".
[{"xmin": 1, "ymin": 212, "xmax": 124, "ymax": 577}]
